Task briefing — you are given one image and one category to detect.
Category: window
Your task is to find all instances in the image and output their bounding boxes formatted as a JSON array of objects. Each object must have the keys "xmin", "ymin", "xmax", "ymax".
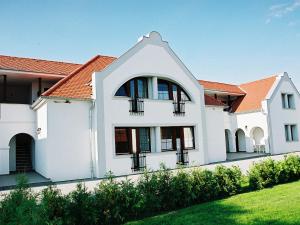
[
  {"xmin": 115, "ymin": 127, "xmax": 151, "ymax": 155},
  {"xmin": 161, "ymin": 127, "xmax": 174, "ymax": 150},
  {"xmin": 282, "ymin": 93, "xmax": 295, "ymax": 109},
  {"xmin": 158, "ymin": 80, "xmax": 170, "ymax": 100},
  {"xmin": 285, "ymin": 124, "xmax": 299, "ymax": 142},
  {"xmin": 115, "ymin": 77, "xmax": 148, "ymax": 98},
  {"xmin": 183, "ymin": 127, "xmax": 194, "ymax": 149},
  {"xmin": 158, "ymin": 79, "xmax": 191, "ymax": 101},
  {"xmin": 115, "ymin": 128, "xmax": 131, "ymax": 154},
  {"xmin": 161, "ymin": 126, "xmax": 195, "ymax": 151}
]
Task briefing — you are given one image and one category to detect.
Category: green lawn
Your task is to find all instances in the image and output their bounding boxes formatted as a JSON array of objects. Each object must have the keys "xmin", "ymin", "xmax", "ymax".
[{"xmin": 126, "ymin": 180, "xmax": 300, "ymax": 225}]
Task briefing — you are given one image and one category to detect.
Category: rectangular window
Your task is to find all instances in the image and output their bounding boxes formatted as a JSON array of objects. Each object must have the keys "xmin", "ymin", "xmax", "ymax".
[
  {"xmin": 161, "ymin": 126, "xmax": 195, "ymax": 151},
  {"xmin": 115, "ymin": 128, "xmax": 131, "ymax": 154},
  {"xmin": 282, "ymin": 93, "xmax": 295, "ymax": 109},
  {"xmin": 161, "ymin": 127, "xmax": 174, "ymax": 150},
  {"xmin": 287, "ymin": 94, "xmax": 295, "ymax": 109},
  {"xmin": 115, "ymin": 127, "xmax": 151, "ymax": 155},
  {"xmin": 183, "ymin": 127, "xmax": 194, "ymax": 149},
  {"xmin": 285, "ymin": 124, "xmax": 299, "ymax": 142}
]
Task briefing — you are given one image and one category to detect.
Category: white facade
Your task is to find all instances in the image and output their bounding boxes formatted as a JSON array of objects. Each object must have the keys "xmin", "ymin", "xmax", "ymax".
[{"xmin": 0, "ymin": 32, "xmax": 300, "ymax": 182}]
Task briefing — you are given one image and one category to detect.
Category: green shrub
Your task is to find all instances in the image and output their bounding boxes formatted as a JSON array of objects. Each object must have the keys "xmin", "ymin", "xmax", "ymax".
[
  {"xmin": 171, "ymin": 169, "xmax": 193, "ymax": 208},
  {"xmin": 65, "ymin": 183, "xmax": 97, "ymax": 225},
  {"xmin": 0, "ymin": 175, "xmax": 44, "ymax": 225},
  {"xmin": 40, "ymin": 185, "xmax": 67, "ymax": 225},
  {"xmin": 248, "ymin": 158, "xmax": 280, "ymax": 190},
  {"xmin": 214, "ymin": 165, "xmax": 243, "ymax": 197},
  {"xmin": 191, "ymin": 169, "xmax": 218, "ymax": 202},
  {"xmin": 94, "ymin": 174, "xmax": 140, "ymax": 224},
  {"xmin": 277, "ymin": 155, "xmax": 300, "ymax": 183}
]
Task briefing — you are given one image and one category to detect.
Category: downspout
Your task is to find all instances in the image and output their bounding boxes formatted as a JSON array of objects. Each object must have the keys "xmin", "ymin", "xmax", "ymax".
[{"xmin": 89, "ymin": 100, "xmax": 95, "ymax": 178}]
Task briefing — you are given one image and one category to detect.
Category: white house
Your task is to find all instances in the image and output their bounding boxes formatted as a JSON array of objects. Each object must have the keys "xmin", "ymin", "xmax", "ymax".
[{"xmin": 0, "ymin": 31, "xmax": 299, "ymax": 182}]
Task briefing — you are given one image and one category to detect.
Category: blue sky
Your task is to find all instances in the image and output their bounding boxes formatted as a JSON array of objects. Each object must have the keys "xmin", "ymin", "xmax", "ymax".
[{"xmin": 0, "ymin": 0, "xmax": 300, "ymax": 88}]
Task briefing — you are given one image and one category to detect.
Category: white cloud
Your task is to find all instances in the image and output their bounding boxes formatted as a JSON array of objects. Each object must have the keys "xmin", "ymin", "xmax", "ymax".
[{"xmin": 266, "ymin": 0, "xmax": 300, "ymax": 24}]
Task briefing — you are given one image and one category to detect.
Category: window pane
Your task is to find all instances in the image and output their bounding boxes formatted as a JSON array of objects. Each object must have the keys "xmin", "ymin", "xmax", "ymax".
[
  {"xmin": 291, "ymin": 125, "xmax": 298, "ymax": 141},
  {"xmin": 130, "ymin": 80, "xmax": 135, "ymax": 98},
  {"xmin": 287, "ymin": 94, "xmax": 295, "ymax": 109},
  {"xmin": 172, "ymin": 84, "xmax": 178, "ymax": 101},
  {"xmin": 161, "ymin": 127, "xmax": 173, "ymax": 150},
  {"xmin": 115, "ymin": 84, "xmax": 127, "ymax": 96},
  {"xmin": 139, "ymin": 128, "xmax": 151, "ymax": 152},
  {"xmin": 184, "ymin": 127, "xmax": 194, "ymax": 149},
  {"xmin": 285, "ymin": 125, "xmax": 290, "ymax": 141},
  {"xmin": 181, "ymin": 89, "xmax": 190, "ymax": 101},
  {"xmin": 282, "ymin": 93, "xmax": 287, "ymax": 108},
  {"xmin": 137, "ymin": 79, "xmax": 148, "ymax": 98},
  {"xmin": 115, "ymin": 128, "xmax": 130, "ymax": 154},
  {"xmin": 158, "ymin": 81, "xmax": 170, "ymax": 100}
]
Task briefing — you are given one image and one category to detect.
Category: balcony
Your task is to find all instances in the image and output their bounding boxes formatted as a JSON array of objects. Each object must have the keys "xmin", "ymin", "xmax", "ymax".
[
  {"xmin": 173, "ymin": 100, "xmax": 185, "ymax": 116},
  {"xmin": 0, "ymin": 103, "xmax": 35, "ymax": 122},
  {"xmin": 131, "ymin": 153, "xmax": 147, "ymax": 172},
  {"xmin": 129, "ymin": 98, "xmax": 144, "ymax": 115},
  {"xmin": 176, "ymin": 150, "xmax": 189, "ymax": 166}
]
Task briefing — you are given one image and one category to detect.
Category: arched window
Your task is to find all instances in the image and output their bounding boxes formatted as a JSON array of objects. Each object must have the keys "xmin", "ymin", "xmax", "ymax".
[
  {"xmin": 115, "ymin": 77, "xmax": 148, "ymax": 98},
  {"xmin": 157, "ymin": 79, "xmax": 190, "ymax": 101}
]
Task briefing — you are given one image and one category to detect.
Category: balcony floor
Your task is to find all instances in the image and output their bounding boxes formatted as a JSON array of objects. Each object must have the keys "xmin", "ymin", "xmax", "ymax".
[{"xmin": 0, "ymin": 171, "xmax": 51, "ymax": 190}]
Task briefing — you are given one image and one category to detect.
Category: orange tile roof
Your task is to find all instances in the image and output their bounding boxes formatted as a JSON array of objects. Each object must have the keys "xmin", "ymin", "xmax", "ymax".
[
  {"xmin": 204, "ymin": 94, "xmax": 225, "ymax": 106},
  {"xmin": 231, "ymin": 75, "xmax": 277, "ymax": 113},
  {"xmin": 199, "ymin": 80, "xmax": 245, "ymax": 95},
  {"xmin": 0, "ymin": 55, "xmax": 81, "ymax": 75},
  {"xmin": 43, "ymin": 55, "xmax": 116, "ymax": 99}
]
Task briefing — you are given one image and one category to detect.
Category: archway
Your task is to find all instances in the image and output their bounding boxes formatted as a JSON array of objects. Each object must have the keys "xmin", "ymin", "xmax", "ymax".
[
  {"xmin": 251, "ymin": 127, "xmax": 265, "ymax": 152},
  {"xmin": 235, "ymin": 129, "xmax": 246, "ymax": 152},
  {"xmin": 9, "ymin": 133, "xmax": 35, "ymax": 173},
  {"xmin": 225, "ymin": 129, "xmax": 233, "ymax": 153}
]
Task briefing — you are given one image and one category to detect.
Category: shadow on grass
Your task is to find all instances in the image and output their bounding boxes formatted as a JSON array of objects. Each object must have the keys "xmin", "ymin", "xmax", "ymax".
[{"xmin": 127, "ymin": 199, "xmax": 298, "ymax": 225}]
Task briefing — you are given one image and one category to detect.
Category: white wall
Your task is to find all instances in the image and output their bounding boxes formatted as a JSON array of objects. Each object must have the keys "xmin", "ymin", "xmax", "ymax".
[
  {"xmin": 205, "ymin": 106, "xmax": 226, "ymax": 163},
  {"xmin": 94, "ymin": 32, "xmax": 207, "ymax": 177},
  {"xmin": 35, "ymin": 100, "xmax": 92, "ymax": 181},
  {"xmin": 269, "ymin": 75, "xmax": 300, "ymax": 154}
]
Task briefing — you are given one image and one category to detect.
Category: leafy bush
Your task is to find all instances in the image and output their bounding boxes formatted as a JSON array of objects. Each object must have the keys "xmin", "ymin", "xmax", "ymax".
[
  {"xmin": 65, "ymin": 183, "xmax": 97, "ymax": 225},
  {"xmin": 40, "ymin": 185, "xmax": 68, "ymax": 225},
  {"xmin": 214, "ymin": 165, "xmax": 243, "ymax": 197},
  {"xmin": 1, "ymin": 155, "xmax": 299, "ymax": 225},
  {"xmin": 191, "ymin": 169, "xmax": 218, "ymax": 202},
  {"xmin": 248, "ymin": 155, "xmax": 300, "ymax": 190},
  {"xmin": 0, "ymin": 175, "xmax": 43, "ymax": 225}
]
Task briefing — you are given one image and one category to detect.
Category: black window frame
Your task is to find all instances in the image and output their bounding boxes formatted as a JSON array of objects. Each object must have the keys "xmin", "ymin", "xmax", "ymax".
[
  {"xmin": 115, "ymin": 127, "xmax": 151, "ymax": 155},
  {"xmin": 157, "ymin": 79, "xmax": 191, "ymax": 101},
  {"xmin": 115, "ymin": 77, "xmax": 148, "ymax": 99}
]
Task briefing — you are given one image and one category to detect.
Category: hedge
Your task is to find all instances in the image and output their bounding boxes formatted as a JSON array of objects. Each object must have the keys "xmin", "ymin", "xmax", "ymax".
[{"xmin": 0, "ymin": 154, "xmax": 299, "ymax": 225}]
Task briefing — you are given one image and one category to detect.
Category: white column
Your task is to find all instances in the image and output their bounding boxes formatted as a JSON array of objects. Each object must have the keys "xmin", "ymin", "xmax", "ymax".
[
  {"xmin": 152, "ymin": 77, "xmax": 158, "ymax": 100},
  {"xmin": 0, "ymin": 147, "xmax": 10, "ymax": 175},
  {"xmin": 155, "ymin": 126, "xmax": 161, "ymax": 153},
  {"xmin": 150, "ymin": 127, "xmax": 156, "ymax": 152}
]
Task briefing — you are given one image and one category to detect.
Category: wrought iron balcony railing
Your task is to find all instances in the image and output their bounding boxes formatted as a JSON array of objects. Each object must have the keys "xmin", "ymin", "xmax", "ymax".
[
  {"xmin": 129, "ymin": 98, "xmax": 144, "ymax": 115},
  {"xmin": 173, "ymin": 100, "xmax": 185, "ymax": 115},
  {"xmin": 176, "ymin": 150, "xmax": 189, "ymax": 166},
  {"xmin": 131, "ymin": 153, "xmax": 147, "ymax": 172}
]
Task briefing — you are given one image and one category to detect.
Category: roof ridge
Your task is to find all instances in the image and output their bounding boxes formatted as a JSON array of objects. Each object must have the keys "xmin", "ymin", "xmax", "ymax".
[
  {"xmin": 199, "ymin": 79, "xmax": 239, "ymax": 87},
  {"xmin": 42, "ymin": 55, "xmax": 117, "ymax": 97},
  {"xmin": 42, "ymin": 55, "xmax": 101, "ymax": 97},
  {"xmin": 0, "ymin": 54, "xmax": 82, "ymax": 66}
]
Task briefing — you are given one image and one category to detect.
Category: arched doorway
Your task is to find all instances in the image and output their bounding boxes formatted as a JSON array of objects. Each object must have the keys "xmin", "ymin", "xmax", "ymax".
[
  {"xmin": 251, "ymin": 127, "xmax": 265, "ymax": 152},
  {"xmin": 9, "ymin": 133, "xmax": 35, "ymax": 173},
  {"xmin": 235, "ymin": 129, "xmax": 246, "ymax": 152},
  {"xmin": 225, "ymin": 129, "xmax": 233, "ymax": 153}
]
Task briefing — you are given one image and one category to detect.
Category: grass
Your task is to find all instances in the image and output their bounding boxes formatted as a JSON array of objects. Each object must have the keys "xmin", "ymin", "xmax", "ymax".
[{"xmin": 126, "ymin": 180, "xmax": 300, "ymax": 225}]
